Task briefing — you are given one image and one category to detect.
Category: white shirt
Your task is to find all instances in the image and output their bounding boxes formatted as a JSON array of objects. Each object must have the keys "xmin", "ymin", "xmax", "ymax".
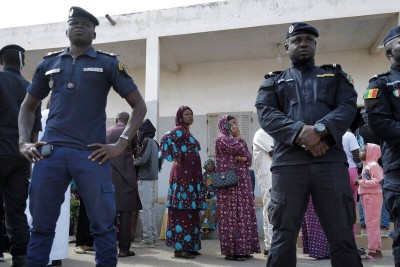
[
  {"xmin": 342, "ymin": 131, "xmax": 360, "ymax": 168},
  {"xmin": 252, "ymin": 128, "xmax": 274, "ymax": 188}
]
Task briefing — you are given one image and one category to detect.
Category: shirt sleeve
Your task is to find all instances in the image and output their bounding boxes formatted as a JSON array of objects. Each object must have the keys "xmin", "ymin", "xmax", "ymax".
[
  {"xmin": 318, "ymin": 69, "xmax": 358, "ymax": 146},
  {"xmin": 109, "ymin": 57, "xmax": 138, "ymax": 98},
  {"xmin": 365, "ymin": 77, "xmax": 400, "ymax": 144},
  {"xmin": 160, "ymin": 128, "xmax": 182, "ymax": 162},
  {"xmin": 27, "ymin": 60, "xmax": 51, "ymax": 100},
  {"xmin": 347, "ymin": 132, "xmax": 360, "ymax": 152}
]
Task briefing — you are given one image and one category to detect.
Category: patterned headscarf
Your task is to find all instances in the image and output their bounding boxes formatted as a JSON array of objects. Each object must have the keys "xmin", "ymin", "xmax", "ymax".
[
  {"xmin": 175, "ymin": 105, "xmax": 193, "ymax": 126},
  {"xmin": 203, "ymin": 159, "xmax": 215, "ymax": 170},
  {"xmin": 218, "ymin": 115, "xmax": 230, "ymax": 136}
]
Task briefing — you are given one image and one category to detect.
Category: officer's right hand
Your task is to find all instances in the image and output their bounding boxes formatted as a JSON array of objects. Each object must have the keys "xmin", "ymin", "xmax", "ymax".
[
  {"xmin": 296, "ymin": 125, "xmax": 320, "ymax": 149},
  {"xmin": 19, "ymin": 141, "xmax": 46, "ymax": 163}
]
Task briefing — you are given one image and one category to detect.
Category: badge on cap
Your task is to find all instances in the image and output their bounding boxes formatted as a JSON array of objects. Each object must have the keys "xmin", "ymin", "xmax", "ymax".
[
  {"xmin": 118, "ymin": 62, "xmax": 132, "ymax": 78},
  {"xmin": 69, "ymin": 8, "xmax": 74, "ymax": 17},
  {"xmin": 288, "ymin": 25, "xmax": 294, "ymax": 34}
]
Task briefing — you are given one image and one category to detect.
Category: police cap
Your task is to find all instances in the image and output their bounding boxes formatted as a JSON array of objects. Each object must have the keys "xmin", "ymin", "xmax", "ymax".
[
  {"xmin": 383, "ymin": 26, "xmax": 400, "ymax": 46},
  {"xmin": 286, "ymin": 22, "xmax": 319, "ymax": 39},
  {"xmin": 68, "ymin": 6, "xmax": 99, "ymax": 26},
  {"xmin": 0, "ymin": 44, "xmax": 25, "ymax": 58}
]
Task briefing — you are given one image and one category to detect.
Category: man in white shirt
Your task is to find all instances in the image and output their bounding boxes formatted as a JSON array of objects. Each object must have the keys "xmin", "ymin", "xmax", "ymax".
[{"xmin": 252, "ymin": 128, "xmax": 274, "ymax": 256}]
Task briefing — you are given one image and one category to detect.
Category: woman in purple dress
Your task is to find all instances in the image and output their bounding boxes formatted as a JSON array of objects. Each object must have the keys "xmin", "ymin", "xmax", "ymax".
[
  {"xmin": 160, "ymin": 105, "xmax": 204, "ymax": 259},
  {"xmin": 301, "ymin": 197, "xmax": 330, "ymax": 260},
  {"xmin": 215, "ymin": 115, "xmax": 260, "ymax": 261}
]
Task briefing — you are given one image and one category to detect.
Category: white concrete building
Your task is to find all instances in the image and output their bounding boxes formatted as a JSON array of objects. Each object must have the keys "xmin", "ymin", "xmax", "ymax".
[{"xmin": 1, "ymin": 0, "xmax": 399, "ymax": 200}]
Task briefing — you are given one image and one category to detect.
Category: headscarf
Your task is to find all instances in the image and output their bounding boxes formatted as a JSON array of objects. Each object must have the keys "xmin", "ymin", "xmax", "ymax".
[
  {"xmin": 218, "ymin": 115, "xmax": 232, "ymax": 136},
  {"xmin": 138, "ymin": 119, "xmax": 159, "ymax": 157},
  {"xmin": 175, "ymin": 105, "xmax": 192, "ymax": 126},
  {"xmin": 203, "ymin": 159, "xmax": 215, "ymax": 170}
]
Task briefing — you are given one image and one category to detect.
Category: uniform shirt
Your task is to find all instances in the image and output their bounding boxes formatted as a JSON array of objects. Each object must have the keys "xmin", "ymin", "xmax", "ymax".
[
  {"xmin": 0, "ymin": 68, "xmax": 41, "ymax": 160},
  {"xmin": 342, "ymin": 131, "xmax": 360, "ymax": 168},
  {"xmin": 28, "ymin": 47, "xmax": 137, "ymax": 150},
  {"xmin": 364, "ymin": 63, "xmax": 400, "ymax": 174},
  {"xmin": 255, "ymin": 60, "xmax": 357, "ymax": 168}
]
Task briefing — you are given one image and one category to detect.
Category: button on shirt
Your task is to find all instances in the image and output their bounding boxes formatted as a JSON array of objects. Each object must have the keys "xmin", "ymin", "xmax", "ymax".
[
  {"xmin": 27, "ymin": 47, "xmax": 137, "ymax": 149},
  {"xmin": 255, "ymin": 60, "xmax": 357, "ymax": 167},
  {"xmin": 365, "ymin": 64, "xmax": 400, "ymax": 174}
]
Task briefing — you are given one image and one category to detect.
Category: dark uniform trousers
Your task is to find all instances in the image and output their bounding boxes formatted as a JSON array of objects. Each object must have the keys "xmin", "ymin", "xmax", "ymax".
[
  {"xmin": 27, "ymin": 146, "xmax": 117, "ymax": 267},
  {"xmin": 383, "ymin": 169, "xmax": 400, "ymax": 267},
  {"xmin": 0, "ymin": 159, "xmax": 30, "ymax": 257},
  {"xmin": 267, "ymin": 163, "xmax": 362, "ymax": 267}
]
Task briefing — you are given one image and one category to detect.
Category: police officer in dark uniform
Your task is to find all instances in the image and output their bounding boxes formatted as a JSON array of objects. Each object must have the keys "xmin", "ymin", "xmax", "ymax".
[
  {"xmin": 255, "ymin": 22, "xmax": 362, "ymax": 267},
  {"xmin": 18, "ymin": 6, "xmax": 147, "ymax": 267},
  {"xmin": 0, "ymin": 44, "xmax": 41, "ymax": 267},
  {"xmin": 364, "ymin": 25, "xmax": 400, "ymax": 267}
]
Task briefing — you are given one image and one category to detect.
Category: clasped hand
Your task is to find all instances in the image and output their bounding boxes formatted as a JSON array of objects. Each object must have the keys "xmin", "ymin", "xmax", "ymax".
[{"xmin": 295, "ymin": 125, "xmax": 329, "ymax": 157}]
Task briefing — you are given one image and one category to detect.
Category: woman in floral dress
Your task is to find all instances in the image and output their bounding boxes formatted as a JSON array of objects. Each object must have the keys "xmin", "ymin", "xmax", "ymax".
[
  {"xmin": 160, "ymin": 105, "xmax": 204, "ymax": 259},
  {"xmin": 215, "ymin": 115, "xmax": 260, "ymax": 261}
]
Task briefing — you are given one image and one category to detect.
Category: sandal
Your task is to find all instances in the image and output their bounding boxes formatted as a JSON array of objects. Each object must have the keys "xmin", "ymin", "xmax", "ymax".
[
  {"xmin": 118, "ymin": 250, "xmax": 135, "ymax": 257},
  {"xmin": 174, "ymin": 251, "xmax": 195, "ymax": 259},
  {"xmin": 225, "ymin": 255, "xmax": 246, "ymax": 261}
]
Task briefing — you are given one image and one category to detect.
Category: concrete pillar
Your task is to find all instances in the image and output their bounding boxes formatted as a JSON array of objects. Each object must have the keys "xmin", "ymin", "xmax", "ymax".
[
  {"xmin": 145, "ymin": 36, "xmax": 160, "ymax": 141},
  {"xmin": 145, "ymin": 36, "xmax": 160, "ymax": 202}
]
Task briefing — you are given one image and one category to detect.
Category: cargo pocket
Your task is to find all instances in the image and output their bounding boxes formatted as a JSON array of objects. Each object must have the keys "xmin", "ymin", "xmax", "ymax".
[
  {"xmin": 268, "ymin": 190, "xmax": 286, "ymax": 228},
  {"xmin": 102, "ymin": 183, "xmax": 115, "ymax": 193},
  {"xmin": 343, "ymin": 193, "xmax": 356, "ymax": 226}
]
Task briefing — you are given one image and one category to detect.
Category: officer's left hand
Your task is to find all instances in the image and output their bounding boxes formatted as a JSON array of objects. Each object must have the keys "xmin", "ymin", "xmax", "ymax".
[
  {"xmin": 87, "ymin": 141, "xmax": 128, "ymax": 164},
  {"xmin": 308, "ymin": 141, "xmax": 329, "ymax": 157},
  {"xmin": 295, "ymin": 125, "xmax": 320, "ymax": 149}
]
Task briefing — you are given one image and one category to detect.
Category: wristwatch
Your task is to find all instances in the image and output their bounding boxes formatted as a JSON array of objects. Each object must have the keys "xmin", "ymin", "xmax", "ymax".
[{"xmin": 314, "ymin": 123, "xmax": 328, "ymax": 137}]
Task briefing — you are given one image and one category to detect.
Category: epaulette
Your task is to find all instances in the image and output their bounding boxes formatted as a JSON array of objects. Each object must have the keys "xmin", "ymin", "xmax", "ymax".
[
  {"xmin": 264, "ymin": 71, "xmax": 282, "ymax": 79},
  {"xmin": 97, "ymin": 50, "xmax": 118, "ymax": 57},
  {"xmin": 369, "ymin": 71, "xmax": 390, "ymax": 83},
  {"xmin": 43, "ymin": 50, "xmax": 64, "ymax": 58},
  {"xmin": 320, "ymin": 64, "xmax": 342, "ymax": 71}
]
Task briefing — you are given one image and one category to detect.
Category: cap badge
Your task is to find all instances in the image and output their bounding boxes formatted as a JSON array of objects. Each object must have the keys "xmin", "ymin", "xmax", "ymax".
[
  {"xmin": 288, "ymin": 25, "xmax": 294, "ymax": 33},
  {"xmin": 69, "ymin": 9, "xmax": 74, "ymax": 17}
]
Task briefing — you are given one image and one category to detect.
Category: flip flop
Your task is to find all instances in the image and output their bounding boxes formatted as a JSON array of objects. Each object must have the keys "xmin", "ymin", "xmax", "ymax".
[{"xmin": 118, "ymin": 251, "xmax": 135, "ymax": 257}]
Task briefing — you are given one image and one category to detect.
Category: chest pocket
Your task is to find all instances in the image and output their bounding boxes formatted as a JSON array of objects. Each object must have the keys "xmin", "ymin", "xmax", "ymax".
[
  {"xmin": 277, "ymin": 79, "xmax": 298, "ymax": 114},
  {"xmin": 316, "ymin": 75, "xmax": 337, "ymax": 109}
]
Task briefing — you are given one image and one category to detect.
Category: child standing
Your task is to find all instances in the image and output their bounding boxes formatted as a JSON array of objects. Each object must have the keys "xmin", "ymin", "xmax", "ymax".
[
  {"xmin": 200, "ymin": 159, "xmax": 218, "ymax": 239},
  {"xmin": 354, "ymin": 143, "xmax": 384, "ymax": 259}
]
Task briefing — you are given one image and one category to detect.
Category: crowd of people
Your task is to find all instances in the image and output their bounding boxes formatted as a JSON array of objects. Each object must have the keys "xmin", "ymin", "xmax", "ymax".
[{"xmin": 2, "ymin": 4, "xmax": 400, "ymax": 267}]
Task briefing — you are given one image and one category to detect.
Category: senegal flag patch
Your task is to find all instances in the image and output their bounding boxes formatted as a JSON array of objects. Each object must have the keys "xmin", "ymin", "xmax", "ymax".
[
  {"xmin": 363, "ymin": 88, "xmax": 380, "ymax": 99},
  {"xmin": 118, "ymin": 62, "xmax": 132, "ymax": 78}
]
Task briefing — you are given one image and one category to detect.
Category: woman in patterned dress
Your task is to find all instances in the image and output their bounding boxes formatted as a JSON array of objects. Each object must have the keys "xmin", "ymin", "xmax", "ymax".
[
  {"xmin": 200, "ymin": 159, "xmax": 218, "ymax": 238},
  {"xmin": 215, "ymin": 115, "xmax": 260, "ymax": 261},
  {"xmin": 160, "ymin": 105, "xmax": 204, "ymax": 259},
  {"xmin": 301, "ymin": 197, "xmax": 330, "ymax": 259}
]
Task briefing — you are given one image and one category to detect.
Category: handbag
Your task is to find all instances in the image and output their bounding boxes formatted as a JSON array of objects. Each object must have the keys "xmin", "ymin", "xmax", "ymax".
[{"xmin": 213, "ymin": 169, "xmax": 238, "ymax": 189}]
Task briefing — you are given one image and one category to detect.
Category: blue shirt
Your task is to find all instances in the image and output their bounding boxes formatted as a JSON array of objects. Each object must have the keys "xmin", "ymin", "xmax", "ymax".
[{"xmin": 28, "ymin": 47, "xmax": 137, "ymax": 149}]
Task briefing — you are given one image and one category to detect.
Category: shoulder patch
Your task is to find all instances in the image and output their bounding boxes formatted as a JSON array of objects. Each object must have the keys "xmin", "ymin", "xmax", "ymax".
[
  {"xmin": 264, "ymin": 71, "xmax": 282, "ymax": 79},
  {"xmin": 363, "ymin": 88, "xmax": 381, "ymax": 99},
  {"xmin": 368, "ymin": 71, "xmax": 390, "ymax": 83},
  {"xmin": 44, "ymin": 50, "xmax": 64, "ymax": 58},
  {"xmin": 320, "ymin": 64, "xmax": 342, "ymax": 71},
  {"xmin": 118, "ymin": 62, "xmax": 132, "ymax": 78},
  {"xmin": 97, "ymin": 50, "xmax": 117, "ymax": 57}
]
